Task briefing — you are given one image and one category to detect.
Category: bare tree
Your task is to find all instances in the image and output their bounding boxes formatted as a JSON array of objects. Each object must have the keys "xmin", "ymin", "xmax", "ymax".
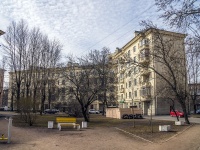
[
  {"xmin": 186, "ymin": 37, "xmax": 200, "ymax": 113},
  {"xmin": 89, "ymin": 47, "xmax": 117, "ymax": 115},
  {"xmin": 63, "ymin": 55, "xmax": 103, "ymax": 122},
  {"xmin": 38, "ymin": 37, "xmax": 62, "ymax": 115},
  {"xmin": 3, "ymin": 20, "xmax": 62, "ymax": 113},
  {"xmin": 3, "ymin": 20, "xmax": 29, "ymax": 111},
  {"xmin": 0, "ymin": 56, "xmax": 6, "ymax": 107},
  {"xmin": 155, "ymin": 0, "xmax": 200, "ymax": 37}
]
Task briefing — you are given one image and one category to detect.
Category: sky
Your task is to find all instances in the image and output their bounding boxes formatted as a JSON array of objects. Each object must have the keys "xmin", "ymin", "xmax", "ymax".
[{"xmin": 0, "ymin": 0, "xmax": 169, "ymax": 58}]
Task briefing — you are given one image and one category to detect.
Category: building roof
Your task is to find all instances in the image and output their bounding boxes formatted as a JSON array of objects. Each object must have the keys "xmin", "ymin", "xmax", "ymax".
[{"xmin": 112, "ymin": 28, "xmax": 186, "ymax": 58}]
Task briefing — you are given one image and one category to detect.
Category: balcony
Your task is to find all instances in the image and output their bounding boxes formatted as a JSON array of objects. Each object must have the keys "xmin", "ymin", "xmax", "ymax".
[
  {"xmin": 139, "ymin": 49, "xmax": 150, "ymax": 64},
  {"xmin": 140, "ymin": 87, "xmax": 151, "ymax": 101},
  {"xmin": 140, "ymin": 68, "xmax": 151, "ymax": 76},
  {"xmin": 140, "ymin": 81, "xmax": 151, "ymax": 87},
  {"xmin": 139, "ymin": 39, "xmax": 149, "ymax": 51},
  {"xmin": 120, "ymin": 88, "xmax": 124, "ymax": 93},
  {"xmin": 139, "ymin": 56, "xmax": 150, "ymax": 64},
  {"xmin": 119, "ymin": 78, "xmax": 124, "ymax": 83},
  {"xmin": 120, "ymin": 67, "xmax": 126, "ymax": 73},
  {"xmin": 140, "ymin": 96, "xmax": 151, "ymax": 102},
  {"xmin": 139, "ymin": 43, "xmax": 149, "ymax": 51}
]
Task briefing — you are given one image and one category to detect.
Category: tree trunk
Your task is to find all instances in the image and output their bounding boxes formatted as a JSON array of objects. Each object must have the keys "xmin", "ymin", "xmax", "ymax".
[
  {"xmin": 82, "ymin": 107, "xmax": 89, "ymax": 122},
  {"xmin": 33, "ymin": 89, "xmax": 37, "ymax": 113},
  {"xmin": 193, "ymin": 100, "xmax": 196, "ymax": 114},
  {"xmin": 181, "ymin": 102, "xmax": 190, "ymax": 124}
]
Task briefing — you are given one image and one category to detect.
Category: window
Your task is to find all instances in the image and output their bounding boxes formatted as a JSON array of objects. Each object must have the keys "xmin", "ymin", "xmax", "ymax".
[
  {"xmin": 129, "ymin": 81, "xmax": 131, "ymax": 87},
  {"xmin": 134, "ymin": 91, "xmax": 137, "ymax": 97},
  {"xmin": 62, "ymin": 80, "xmax": 65, "ymax": 85},
  {"xmin": 128, "ymin": 71, "xmax": 131, "ymax": 77},
  {"xmin": 62, "ymin": 88, "xmax": 66, "ymax": 94},
  {"xmin": 140, "ymin": 39, "xmax": 149, "ymax": 46},
  {"xmin": 126, "ymin": 83, "xmax": 127, "ymax": 88},
  {"xmin": 134, "ymin": 79, "xmax": 137, "ymax": 85},
  {"xmin": 57, "ymin": 80, "xmax": 59, "ymax": 85},
  {"xmin": 121, "ymin": 94, "xmax": 123, "ymax": 99},
  {"xmin": 126, "ymin": 93, "xmax": 127, "ymax": 98},
  {"xmin": 134, "ymin": 56, "xmax": 137, "ymax": 62},
  {"xmin": 129, "ymin": 92, "xmax": 131, "ymax": 98},
  {"xmin": 128, "ymin": 50, "xmax": 130, "ymax": 57},
  {"xmin": 133, "ymin": 67, "xmax": 136, "ymax": 74},
  {"xmin": 133, "ymin": 46, "xmax": 136, "ymax": 52}
]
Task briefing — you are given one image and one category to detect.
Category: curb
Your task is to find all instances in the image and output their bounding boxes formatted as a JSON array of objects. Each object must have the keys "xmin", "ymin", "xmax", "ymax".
[{"xmin": 115, "ymin": 127, "xmax": 154, "ymax": 143}]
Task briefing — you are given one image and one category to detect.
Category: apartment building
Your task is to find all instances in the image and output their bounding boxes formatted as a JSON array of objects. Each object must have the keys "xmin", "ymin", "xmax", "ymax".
[
  {"xmin": 188, "ymin": 83, "xmax": 200, "ymax": 111},
  {"xmin": 7, "ymin": 28, "xmax": 187, "ymax": 115},
  {"xmin": 8, "ymin": 63, "xmax": 115, "ymax": 112},
  {"xmin": 7, "ymin": 67, "xmax": 71, "ymax": 110},
  {"xmin": 111, "ymin": 28, "xmax": 186, "ymax": 115}
]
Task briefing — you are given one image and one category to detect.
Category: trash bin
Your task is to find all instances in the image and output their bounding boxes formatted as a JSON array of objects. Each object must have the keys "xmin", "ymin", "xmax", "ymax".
[
  {"xmin": 48, "ymin": 121, "xmax": 54, "ymax": 129},
  {"xmin": 82, "ymin": 121, "xmax": 87, "ymax": 128}
]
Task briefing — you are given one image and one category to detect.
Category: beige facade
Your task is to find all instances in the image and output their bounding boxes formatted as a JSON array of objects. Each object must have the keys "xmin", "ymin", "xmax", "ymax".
[
  {"xmin": 7, "ymin": 28, "xmax": 187, "ymax": 115},
  {"xmin": 7, "ymin": 64, "xmax": 115, "ymax": 112},
  {"xmin": 7, "ymin": 68, "xmax": 72, "ymax": 110},
  {"xmin": 111, "ymin": 28, "xmax": 186, "ymax": 115}
]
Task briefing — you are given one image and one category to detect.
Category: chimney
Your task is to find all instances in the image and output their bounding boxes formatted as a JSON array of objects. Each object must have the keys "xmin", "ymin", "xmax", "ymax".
[{"xmin": 134, "ymin": 31, "xmax": 140, "ymax": 37}]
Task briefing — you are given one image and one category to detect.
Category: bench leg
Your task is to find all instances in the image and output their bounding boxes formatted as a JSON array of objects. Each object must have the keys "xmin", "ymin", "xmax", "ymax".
[
  {"xmin": 77, "ymin": 125, "xmax": 80, "ymax": 130},
  {"xmin": 59, "ymin": 126, "xmax": 62, "ymax": 131}
]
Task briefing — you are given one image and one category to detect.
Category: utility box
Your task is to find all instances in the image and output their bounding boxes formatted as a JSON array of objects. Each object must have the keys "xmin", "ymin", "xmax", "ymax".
[
  {"xmin": 159, "ymin": 125, "xmax": 171, "ymax": 131},
  {"xmin": 48, "ymin": 121, "xmax": 54, "ymax": 129},
  {"xmin": 82, "ymin": 121, "xmax": 87, "ymax": 128},
  {"xmin": 175, "ymin": 121, "xmax": 184, "ymax": 125},
  {"xmin": 106, "ymin": 108, "xmax": 142, "ymax": 119}
]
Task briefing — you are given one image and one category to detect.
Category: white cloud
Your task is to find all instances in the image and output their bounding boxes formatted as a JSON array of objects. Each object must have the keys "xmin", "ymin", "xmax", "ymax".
[{"xmin": 0, "ymin": 0, "xmax": 166, "ymax": 58}]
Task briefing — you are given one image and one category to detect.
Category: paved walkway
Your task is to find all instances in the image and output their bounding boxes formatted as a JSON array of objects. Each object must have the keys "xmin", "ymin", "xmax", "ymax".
[
  {"xmin": 144, "ymin": 115, "xmax": 200, "ymax": 124},
  {"xmin": 0, "ymin": 112, "xmax": 200, "ymax": 150}
]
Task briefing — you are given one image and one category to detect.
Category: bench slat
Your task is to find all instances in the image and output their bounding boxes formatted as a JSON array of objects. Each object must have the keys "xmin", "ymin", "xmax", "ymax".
[{"xmin": 56, "ymin": 117, "xmax": 76, "ymax": 123}]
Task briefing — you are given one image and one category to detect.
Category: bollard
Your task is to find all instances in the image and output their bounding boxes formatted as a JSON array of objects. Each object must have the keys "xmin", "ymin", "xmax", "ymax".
[{"xmin": 7, "ymin": 117, "xmax": 12, "ymax": 144}]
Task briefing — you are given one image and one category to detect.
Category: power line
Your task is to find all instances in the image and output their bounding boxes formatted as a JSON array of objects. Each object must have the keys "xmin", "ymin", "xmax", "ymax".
[{"xmin": 83, "ymin": 3, "xmax": 155, "ymax": 53}]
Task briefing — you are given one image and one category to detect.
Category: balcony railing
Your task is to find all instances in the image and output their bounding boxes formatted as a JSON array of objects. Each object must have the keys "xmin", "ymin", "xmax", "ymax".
[
  {"xmin": 140, "ymin": 68, "xmax": 150, "ymax": 76},
  {"xmin": 119, "ymin": 78, "xmax": 124, "ymax": 83},
  {"xmin": 139, "ymin": 43, "xmax": 149, "ymax": 51},
  {"xmin": 140, "ymin": 87, "xmax": 151, "ymax": 101},
  {"xmin": 140, "ymin": 81, "xmax": 151, "ymax": 87},
  {"xmin": 139, "ymin": 56, "xmax": 150, "ymax": 64}
]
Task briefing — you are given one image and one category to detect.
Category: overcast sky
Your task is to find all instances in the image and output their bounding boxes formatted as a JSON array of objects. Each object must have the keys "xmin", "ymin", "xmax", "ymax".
[{"xmin": 0, "ymin": 0, "xmax": 171, "ymax": 58}]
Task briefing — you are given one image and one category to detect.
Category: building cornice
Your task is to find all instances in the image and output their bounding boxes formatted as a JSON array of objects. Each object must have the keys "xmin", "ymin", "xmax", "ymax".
[{"xmin": 112, "ymin": 28, "xmax": 186, "ymax": 59}]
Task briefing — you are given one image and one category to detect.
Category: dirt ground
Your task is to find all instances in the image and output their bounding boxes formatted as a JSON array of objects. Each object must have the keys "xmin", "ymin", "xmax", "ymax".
[{"xmin": 0, "ymin": 117, "xmax": 200, "ymax": 150}]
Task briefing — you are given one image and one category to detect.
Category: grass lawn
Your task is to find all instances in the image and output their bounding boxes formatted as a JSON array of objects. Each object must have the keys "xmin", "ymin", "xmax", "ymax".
[{"xmin": 12, "ymin": 113, "xmax": 191, "ymax": 142}]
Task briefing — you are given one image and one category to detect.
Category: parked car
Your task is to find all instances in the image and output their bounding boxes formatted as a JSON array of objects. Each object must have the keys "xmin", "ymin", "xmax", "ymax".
[
  {"xmin": 89, "ymin": 109, "xmax": 100, "ymax": 114},
  {"xmin": 196, "ymin": 109, "xmax": 200, "ymax": 114},
  {"xmin": 0, "ymin": 106, "xmax": 10, "ymax": 111},
  {"xmin": 170, "ymin": 110, "xmax": 184, "ymax": 117},
  {"xmin": 44, "ymin": 109, "xmax": 59, "ymax": 114}
]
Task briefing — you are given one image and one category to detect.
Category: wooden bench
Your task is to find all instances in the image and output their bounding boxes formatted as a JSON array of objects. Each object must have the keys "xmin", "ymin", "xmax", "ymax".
[{"xmin": 56, "ymin": 117, "xmax": 80, "ymax": 131}]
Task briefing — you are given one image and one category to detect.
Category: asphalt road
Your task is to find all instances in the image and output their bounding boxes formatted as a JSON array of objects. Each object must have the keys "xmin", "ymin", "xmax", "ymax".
[{"xmin": 144, "ymin": 115, "xmax": 200, "ymax": 124}]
